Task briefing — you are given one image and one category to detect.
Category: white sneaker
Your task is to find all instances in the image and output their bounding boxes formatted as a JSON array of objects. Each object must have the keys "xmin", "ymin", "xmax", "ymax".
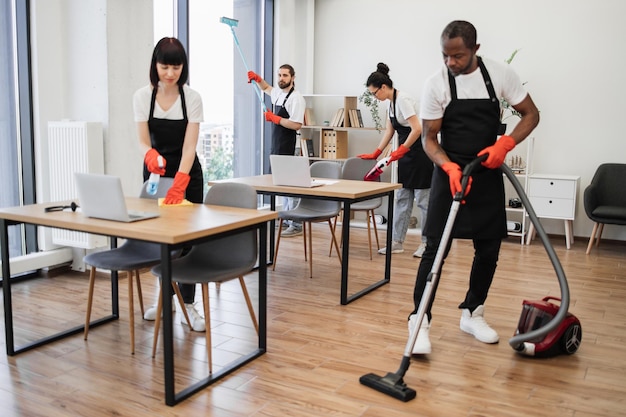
[
  {"xmin": 460, "ymin": 305, "xmax": 499, "ymax": 343},
  {"xmin": 183, "ymin": 303, "xmax": 206, "ymax": 332},
  {"xmin": 143, "ymin": 296, "xmax": 176, "ymax": 321},
  {"xmin": 378, "ymin": 241, "xmax": 404, "ymax": 255},
  {"xmin": 413, "ymin": 242, "xmax": 427, "ymax": 258},
  {"xmin": 281, "ymin": 225, "xmax": 303, "ymax": 237},
  {"xmin": 408, "ymin": 314, "xmax": 431, "ymax": 354}
]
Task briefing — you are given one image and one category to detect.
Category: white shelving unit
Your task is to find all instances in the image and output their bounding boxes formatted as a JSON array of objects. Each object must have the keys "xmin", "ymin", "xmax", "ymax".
[
  {"xmin": 300, "ymin": 94, "xmax": 378, "ymax": 161},
  {"xmin": 503, "ymin": 136, "xmax": 534, "ymax": 244}
]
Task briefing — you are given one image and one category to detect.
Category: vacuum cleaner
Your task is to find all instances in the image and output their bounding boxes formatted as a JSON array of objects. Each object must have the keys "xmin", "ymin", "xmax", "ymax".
[{"xmin": 360, "ymin": 154, "xmax": 582, "ymax": 402}]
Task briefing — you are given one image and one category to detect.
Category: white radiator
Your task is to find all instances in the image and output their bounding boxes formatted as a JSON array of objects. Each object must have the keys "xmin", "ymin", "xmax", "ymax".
[{"xmin": 48, "ymin": 121, "xmax": 106, "ymax": 249}]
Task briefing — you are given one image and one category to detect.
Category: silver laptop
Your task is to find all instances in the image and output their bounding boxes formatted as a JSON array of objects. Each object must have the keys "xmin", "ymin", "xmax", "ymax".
[
  {"xmin": 269, "ymin": 155, "xmax": 337, "ymax": 188},
  {"xmin": 75, "ymin": 173, "xmax": 160, "ymax": 222}
]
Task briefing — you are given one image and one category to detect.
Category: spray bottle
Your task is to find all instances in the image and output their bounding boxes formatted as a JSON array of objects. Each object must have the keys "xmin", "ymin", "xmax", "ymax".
[
  {"xmin": 147, "ymin": 155, "xmax": 164, "ymax": 195},
  {"xmin": 364, "ymin": 156, "xmax": 391, "ymax": 181}
]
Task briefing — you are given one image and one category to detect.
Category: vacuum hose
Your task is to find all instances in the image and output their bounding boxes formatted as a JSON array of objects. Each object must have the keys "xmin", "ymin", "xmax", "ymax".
[{"xmin": 501, "ymin": 163, "xmax": 571, "ymax": 351}]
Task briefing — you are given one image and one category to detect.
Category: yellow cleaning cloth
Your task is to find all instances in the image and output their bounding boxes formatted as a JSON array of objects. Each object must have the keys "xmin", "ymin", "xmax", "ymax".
[{"xmin": 158, "ymin": 198, "xmax": 194, "ymax": 207}]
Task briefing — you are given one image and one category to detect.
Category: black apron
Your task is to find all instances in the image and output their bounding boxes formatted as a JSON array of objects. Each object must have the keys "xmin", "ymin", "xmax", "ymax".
[
  {"xmin": 271, "ymin": 87, "xmax": 297, "ymax": 155},
  {"xmin": 423, "ymin": 57, "xmax": 506, "ymax": 239},
  {"xmin": 390, "ymin": 89, "xmax": 433, "ymax": 189},
  {"xmin": 144, "ymin": 85, "xmax": 204, "ymax": 203}
]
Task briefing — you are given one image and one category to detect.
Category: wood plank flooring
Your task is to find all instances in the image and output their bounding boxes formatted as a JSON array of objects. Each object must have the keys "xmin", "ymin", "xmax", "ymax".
[{"xmin": 1, "ymin": 225, "xmax": 625, "ymax": 416}]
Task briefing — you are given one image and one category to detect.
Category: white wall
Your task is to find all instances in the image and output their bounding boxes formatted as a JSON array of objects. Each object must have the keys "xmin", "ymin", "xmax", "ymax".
[{"xmin": 277, "ymin": 0, "xmax": 626, "ymax": 242}]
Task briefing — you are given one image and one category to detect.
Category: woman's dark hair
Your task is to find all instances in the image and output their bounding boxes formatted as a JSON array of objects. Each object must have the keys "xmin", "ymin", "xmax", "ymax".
[
  {"xmin": 366, "ymin": 63, "xmax": 393, "ymax": 89},
  {"xmin": 441, "ymin": 20, "xmax": 477, "ymax": 49},
  {"xmin": 149, "ymin": 37, "xmax": 189, "ymax": 87}
]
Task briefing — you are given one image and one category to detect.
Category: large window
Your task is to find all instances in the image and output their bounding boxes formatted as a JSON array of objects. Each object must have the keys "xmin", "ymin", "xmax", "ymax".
[
  {"xmin": 1, "ymin": 1, "xmax": 30, "ymax": 260},
  {"xmin": 154, "ymin": 0, "xmax": 267, "ymax": 183}
]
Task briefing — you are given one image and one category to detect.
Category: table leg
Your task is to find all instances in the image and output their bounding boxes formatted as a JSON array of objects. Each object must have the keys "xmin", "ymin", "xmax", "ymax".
[{"xmin": 161, "ymin": 244, "xmax": 175, "ymax": 406}]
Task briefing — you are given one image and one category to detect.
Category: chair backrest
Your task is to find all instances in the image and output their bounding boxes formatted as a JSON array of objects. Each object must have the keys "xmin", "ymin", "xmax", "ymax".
[
  {"xmin": 187, "ymin": 182, "xmax": 258, "ymax": 270},
  {"xmin": 342, "ymin": 157, "xmax": 380, "ymax": 182},
  {"xmin": 586, "ymin": 163, "xmax": 626, "ymax": 208},
  {"xmin": 139, "ymin": 177, "xmax": 175, "ymax": 199},
  {"xmin": 298, "ymin": 160, "xmax": 342, "ymax": 214}
]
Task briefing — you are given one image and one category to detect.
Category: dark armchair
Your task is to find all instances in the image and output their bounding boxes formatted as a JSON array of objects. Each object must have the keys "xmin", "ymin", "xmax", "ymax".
[{"xmin": 584, "ymin": 163, "xmax": 626, "ymax": 254}]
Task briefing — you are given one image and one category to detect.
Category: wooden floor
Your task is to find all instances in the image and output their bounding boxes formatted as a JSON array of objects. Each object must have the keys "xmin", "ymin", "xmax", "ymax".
[{"xmin": 1, "ymin": 225, "xmax": 625, "ymax": 416}]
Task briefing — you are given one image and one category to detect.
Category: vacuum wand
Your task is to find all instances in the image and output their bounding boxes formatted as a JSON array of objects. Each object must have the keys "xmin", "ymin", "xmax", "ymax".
[{"xmin": 220, "ymin": 16, "xmax": 267, "ymax": 112}]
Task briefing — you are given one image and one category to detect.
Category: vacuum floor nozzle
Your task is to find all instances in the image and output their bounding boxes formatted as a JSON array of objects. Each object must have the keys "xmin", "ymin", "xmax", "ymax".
[{"xmin": 359, "ymin": 372, "xmax": 416, "ymax": 402}]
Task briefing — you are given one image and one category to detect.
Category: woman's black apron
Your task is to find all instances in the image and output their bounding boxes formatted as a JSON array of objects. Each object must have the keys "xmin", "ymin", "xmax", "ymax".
[
  {"xmin": 144, "ymin": 86, "xmax": 204, "ymax": 203},
  {"xmin": 271, "ymin": 87, "xmax": 296, "ymax": 155},
  {"xmin": 390, "ymin": 89, "xmax": 433, "ymax": 189},
  {"xmin": 423, "ymin": 57, "xmax": 507, "ymax": 239}
]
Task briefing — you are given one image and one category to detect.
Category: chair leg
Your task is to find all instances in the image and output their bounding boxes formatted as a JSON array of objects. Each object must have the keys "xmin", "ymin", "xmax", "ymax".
[
  {"xmin": 173, "ymin": 283, "xmax": 192, "ymax": 328},
  {"xmin": 151, "ymin": 287, "xmax": 163, "ymax": 358},
  {"xmin": 303, "ymin": 221, "xmax": 308, "ymax": 262},
  {"xmin": 586, "ymin": 222, "xmax": 601, "ymax": 254},
  {"xmin": 307, "ymin": 222, "xmax": 313, "ymax": 278},
  {"xmin": 370, "ymin": 209, "xmax": 380, "ymax": 250},
  {"xmin": 201, "ymin": 283, "xmax": 212, "ymax": 374},
  {"xmin": 151, "ymin": 282, "xmax": 191, "ymax": 358},
  {"xmin": 596, "ymin": 223, "xmax": 605, "ymax": 248},
  {"xmin": 366, "ymin": 211, "xmax": 373, "ymax": 260},
  {"xmin": 273, "ymin": 219, "xmax": 284, "ymax": 271},
  {"xmin": 135, "ymin": 270, "xmax": 145, "ymax": 317},
  {"xmin": 84, "ymin": 266, "xmax": 97, "ymax": 340},
  {"xmin": 238, "ymin": 276, "xmax": 259, "ymax": 334},
  {"xmin": 329, "ymin": 211, "xmax": 341, "ymax": 257},
  {"xmin": 327, "ymin": 219, "xmax": 342, "ymax": 265},
  {"xmin": 128, "ymin": 270, "xmax": 135, "ymax": 354}
]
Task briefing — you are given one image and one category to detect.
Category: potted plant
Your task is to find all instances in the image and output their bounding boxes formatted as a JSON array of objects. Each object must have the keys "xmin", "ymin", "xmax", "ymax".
[
  {"xmin": 358, "ymin": 89, "xmax": 384, "ymax": 132},
  {"xmin": 499, "ymin": 49, "xmax": 524, "ymax": 134}
]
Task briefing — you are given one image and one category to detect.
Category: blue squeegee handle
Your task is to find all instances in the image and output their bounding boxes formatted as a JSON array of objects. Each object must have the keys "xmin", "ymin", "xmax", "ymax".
[{"xmin": 229, "ymin": 27, "xmax": 267, "ymax": 112}]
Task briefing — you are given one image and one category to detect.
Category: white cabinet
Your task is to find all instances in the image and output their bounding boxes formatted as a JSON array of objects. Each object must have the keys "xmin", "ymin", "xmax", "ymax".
[{"xmin": 526, "ymin": 174, "xmax": 580, "ymax": 249}]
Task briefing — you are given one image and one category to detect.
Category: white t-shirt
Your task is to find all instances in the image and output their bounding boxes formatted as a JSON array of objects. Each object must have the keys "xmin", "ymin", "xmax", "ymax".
[
  {"xmin": 388, "ymin": 90, "xmax": 418, "ymax": 127},
  {"xmin": 270, "ymin": 87, "xmax": 305, "ymax": 124},
  {"xmin": 133, "ymin": 83, "xmax": 204, "ymax": 123},
  {"xmin": 420, "ymin": 56, "xmax": 527, "ymax": 120}
]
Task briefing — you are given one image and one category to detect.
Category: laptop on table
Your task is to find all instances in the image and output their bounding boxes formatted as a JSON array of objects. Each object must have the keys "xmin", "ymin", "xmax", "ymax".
[
  {"xmin": 74, "ymin": 172, "xmax": 160, "ymax": 222},
  {"xmin": 269, "ymin": 155, "xmax": 338, "ymax": 188}
]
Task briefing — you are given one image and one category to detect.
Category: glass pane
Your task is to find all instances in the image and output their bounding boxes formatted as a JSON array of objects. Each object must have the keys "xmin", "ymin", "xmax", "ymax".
[
  {"xmin": 0, "ymin": 1, "xmax": 25, "ymax": 258},
  {"xmin": 188, "ymin": 0, "xmax": 262, "ymax": 181}
]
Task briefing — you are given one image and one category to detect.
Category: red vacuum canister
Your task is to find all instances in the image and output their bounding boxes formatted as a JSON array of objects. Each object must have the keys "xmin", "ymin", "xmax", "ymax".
[{"xmin": 514, "ymin": 296, "xmax": 582, "ymax": 357}]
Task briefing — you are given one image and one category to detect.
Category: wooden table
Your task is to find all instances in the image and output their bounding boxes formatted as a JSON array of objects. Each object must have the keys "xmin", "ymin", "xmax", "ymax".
[
  {"xmin": 210, "ymin": 175, "xmax": 401, "ymax": 304},
  {"xmin": 0, "ymin": 198, "xmax": 276, "ymax": 406}
]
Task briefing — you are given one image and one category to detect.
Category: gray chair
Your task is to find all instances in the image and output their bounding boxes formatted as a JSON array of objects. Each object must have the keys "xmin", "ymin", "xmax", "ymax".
[
  {"xmin": 584, "ymin": 163, "xmax": 626, "ymax": 254},
  {"xmin": 150, "ymin": 182, "xmax": 259, "ymax": 373},
  {"xmin": 331, "ymin": 157, "xmax": 382, "ymax": 260},
  {"xmin": 274, "ymin": 160, "xmax": 342, "ymax": 278},
  {"xmin": 83, "ymin": 177, "xmax": 190, "ymax": 354}
]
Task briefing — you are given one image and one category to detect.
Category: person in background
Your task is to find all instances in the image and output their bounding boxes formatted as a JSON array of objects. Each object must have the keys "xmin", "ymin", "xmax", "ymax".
[
  {"xmin": 410, "ymin": 20, "xmax": 540, "ymax": 354},
  {"xmin": 133, "ymin": 37, "xmax": 206, "ymax": 332},
  {"xmin": 358, "ymin": 63, "xmax": 433, "ymax": 258},
  {"xmin": 248, "ymin": 65, "xmax": 306, "ymax": 237}
]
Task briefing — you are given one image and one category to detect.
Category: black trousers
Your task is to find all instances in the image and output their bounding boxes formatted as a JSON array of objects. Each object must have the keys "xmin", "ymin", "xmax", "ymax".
[{"xmin": 411, "ymin": 236, "xmax": 501, "ymax": 321}]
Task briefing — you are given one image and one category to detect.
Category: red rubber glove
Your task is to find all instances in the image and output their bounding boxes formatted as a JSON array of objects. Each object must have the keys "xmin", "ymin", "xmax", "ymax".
[
  {"xmin": 477, "ymin": 135, "xmax": 516, "ymax": 169},
  {"xmin": 163, "ymin": 172, "xmax": 190, "ymax": 205},
  {"xmin": 357, "ymin": 148, "xmax": 383, "ymax": 160},
  {"xmin": 441, "ymin": 162, "xmax": 472, "ymax": 199},
  {"xmin": 265, "ymin": 110, "xmax": 282, "ymax": 125},
  {"xmin": 248, "ymin": 70, "xmax": 262, "ymax": 84},
  {"xmin": 144, "ymin": 148, "xmax": 166, "ymax": 175},
  {"xmin": 388, "ymin": 144, "xmax": 410, "ymax": 162}
]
